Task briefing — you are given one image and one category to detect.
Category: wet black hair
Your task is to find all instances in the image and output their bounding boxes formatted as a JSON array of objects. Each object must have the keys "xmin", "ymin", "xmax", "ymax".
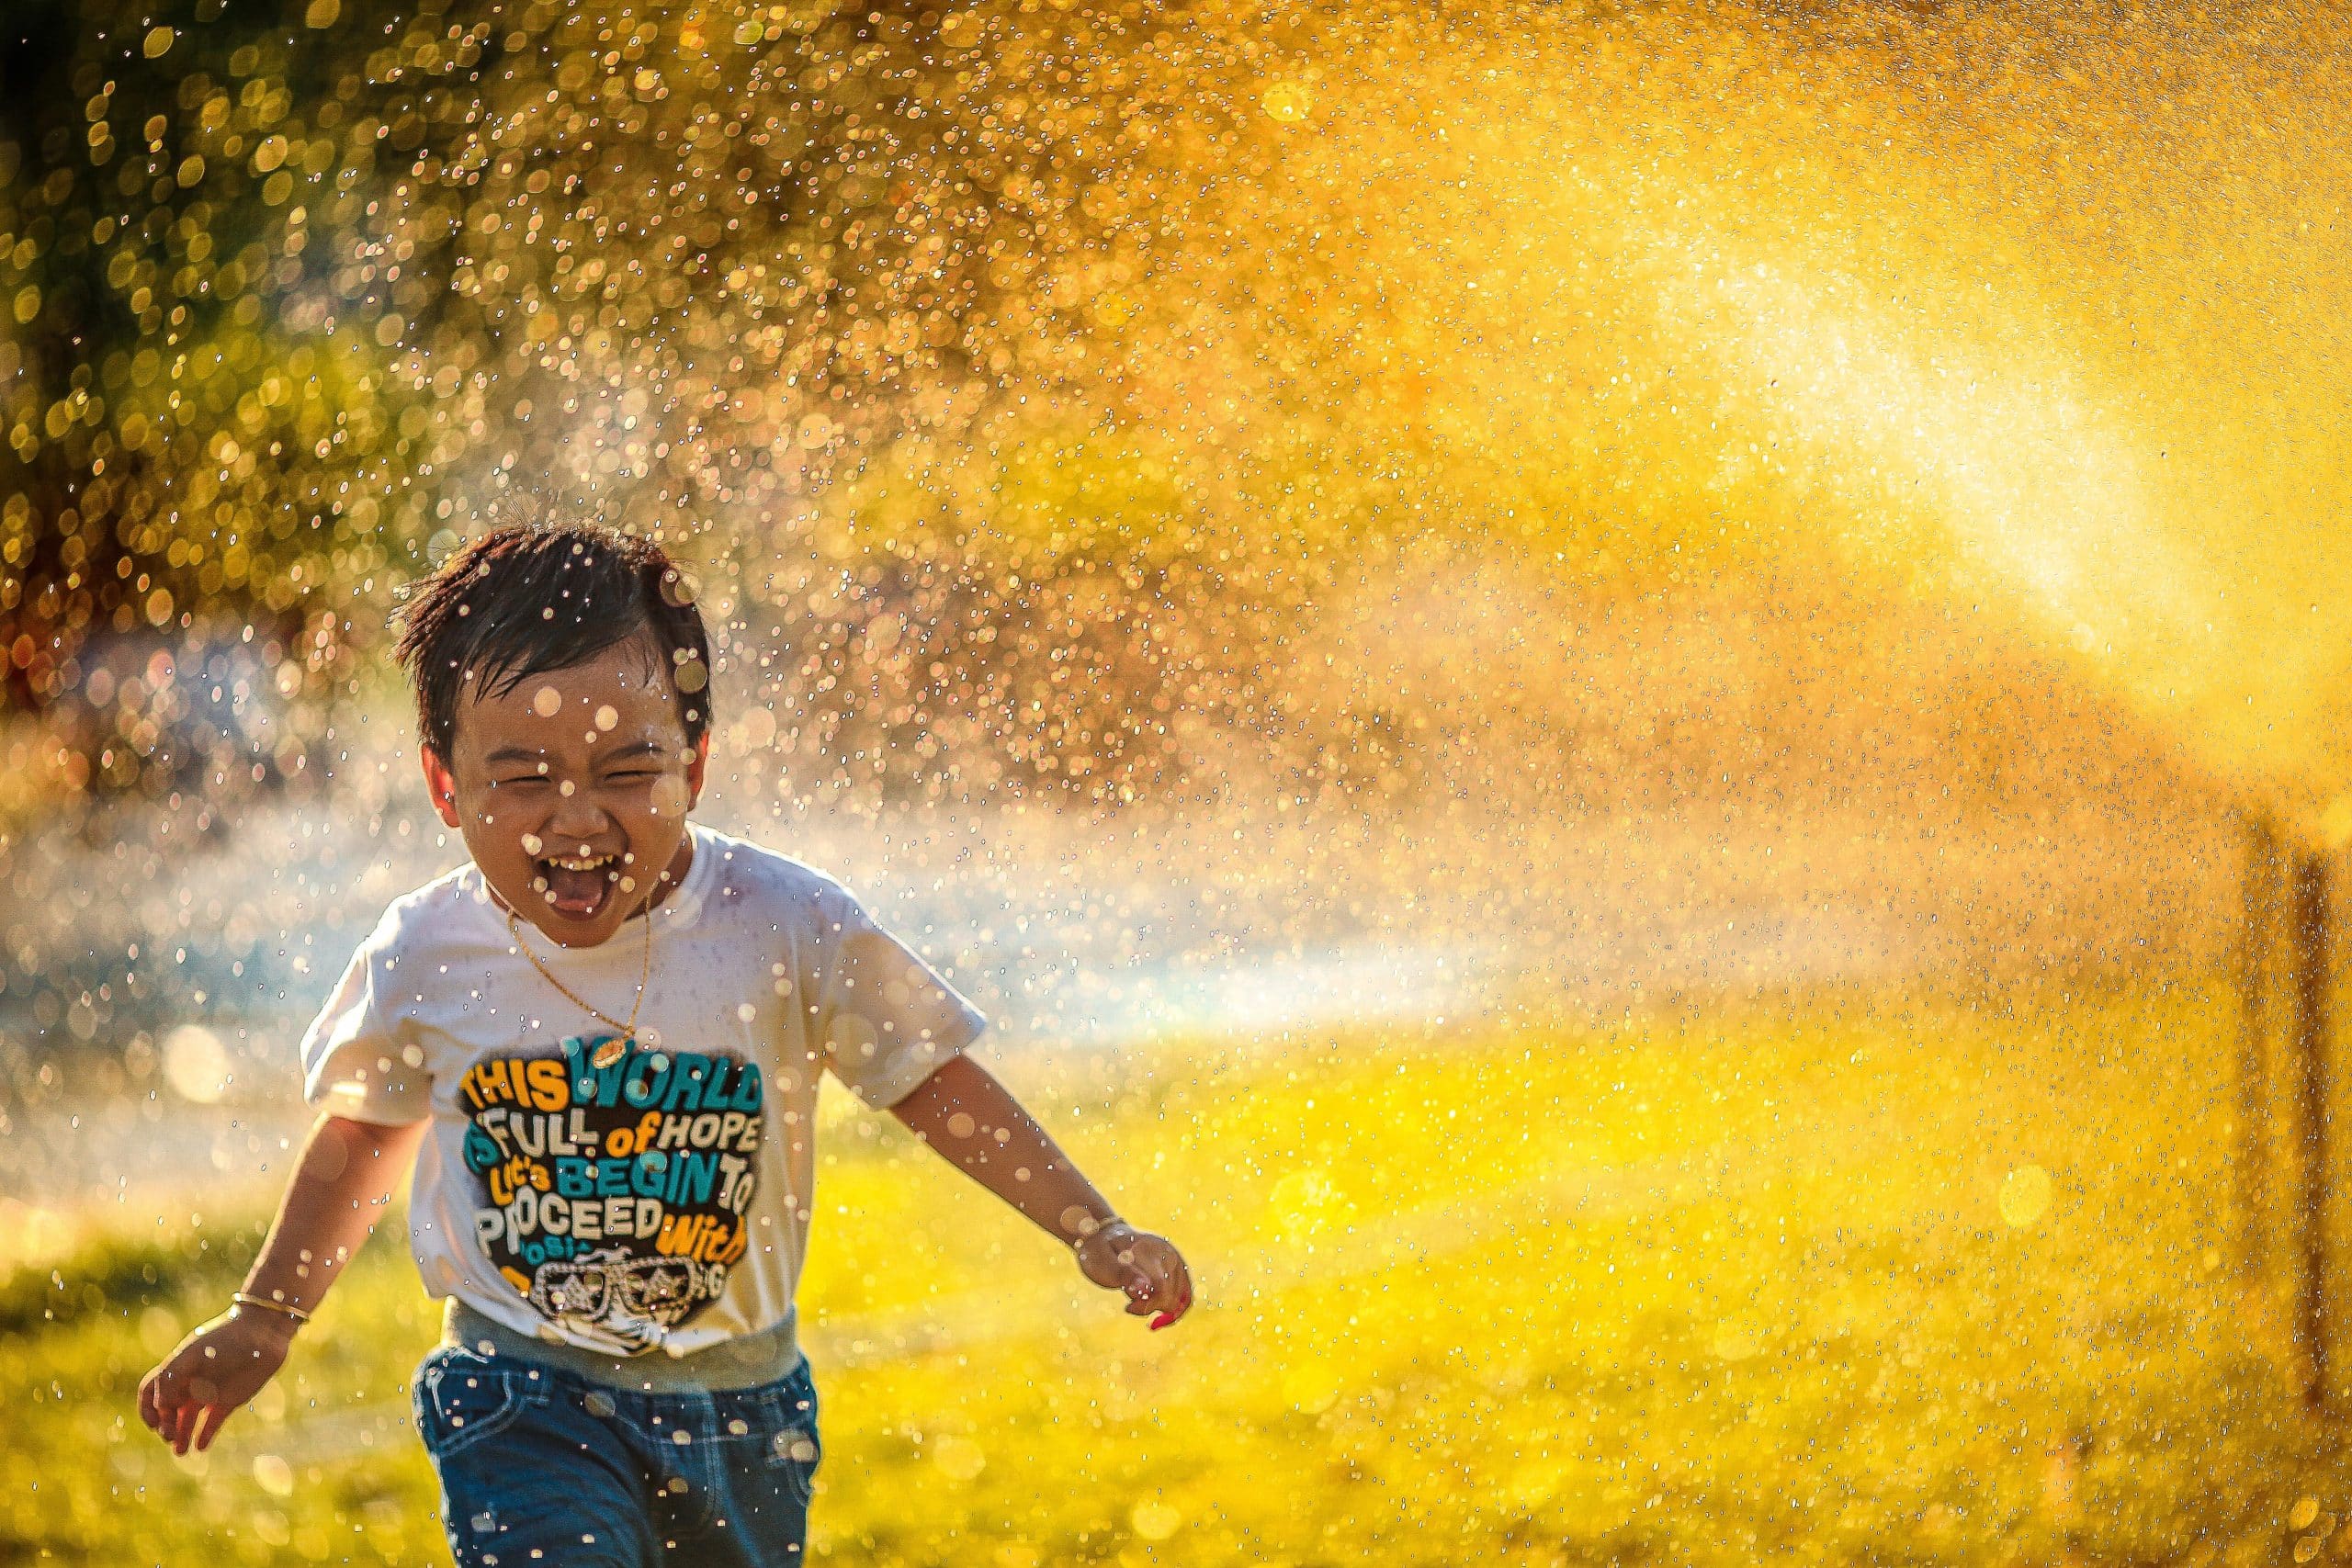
[{"xmin": 390, "ymin": 520, "xmax": 711, "ymax": 760}]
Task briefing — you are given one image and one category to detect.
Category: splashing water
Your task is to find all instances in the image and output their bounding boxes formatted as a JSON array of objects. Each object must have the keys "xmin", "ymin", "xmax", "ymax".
[
  {"xmin": 0, "ymin": 4, "xmax": 2336, "ymax": 1230},
  {"xmin": 6, "ymin": 7, "xmax": 2349, "ymax": 1562},
  {"xmin": 3, "ymin": 0, "xmax": 2306, "ymax": 1130}
]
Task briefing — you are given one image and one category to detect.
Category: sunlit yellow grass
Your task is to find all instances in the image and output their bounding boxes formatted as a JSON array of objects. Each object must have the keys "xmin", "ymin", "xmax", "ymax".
[{"xmin": 4, "ymin": 984, "xmax": 2340, "ymax": 1565}]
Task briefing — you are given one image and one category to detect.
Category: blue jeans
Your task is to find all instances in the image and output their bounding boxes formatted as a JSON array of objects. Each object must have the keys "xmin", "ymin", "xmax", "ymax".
[{"xmin": 413, "ymin": 1342, "xmax": 822, "ymax": 1567}]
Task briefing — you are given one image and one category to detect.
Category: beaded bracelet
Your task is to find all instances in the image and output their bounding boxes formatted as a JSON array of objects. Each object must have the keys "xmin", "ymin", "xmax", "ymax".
[{"xmin": 232, "ymin": 1292, "xmax": 312, "ymax": 1326}]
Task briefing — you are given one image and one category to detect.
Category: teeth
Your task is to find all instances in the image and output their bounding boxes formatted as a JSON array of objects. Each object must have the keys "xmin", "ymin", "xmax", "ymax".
[{"xmin": 550, "ymin": 855, "xmax": 614, "ymax": 872}]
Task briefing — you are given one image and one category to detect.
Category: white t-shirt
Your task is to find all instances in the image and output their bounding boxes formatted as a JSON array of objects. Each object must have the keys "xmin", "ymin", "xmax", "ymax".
[{"xmin": 299, "ymin": 822, "xmax": 986, "ymax": 1358}]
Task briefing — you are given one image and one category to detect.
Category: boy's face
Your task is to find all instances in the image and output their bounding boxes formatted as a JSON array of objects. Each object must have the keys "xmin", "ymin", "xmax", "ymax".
[{"xmin": 421, "ymin": 637, "xmax": 708, "ymax": 949}]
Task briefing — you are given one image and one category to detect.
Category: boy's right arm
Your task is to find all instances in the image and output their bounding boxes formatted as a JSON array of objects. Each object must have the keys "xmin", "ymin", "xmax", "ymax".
[{"xmin": 138, "ymin": 1111, "xmax": 427, "ymax": 1456}]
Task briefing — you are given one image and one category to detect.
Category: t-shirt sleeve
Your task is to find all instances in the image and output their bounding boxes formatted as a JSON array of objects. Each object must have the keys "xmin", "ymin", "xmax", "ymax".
[
  {"xmin": 298, "ymin": 907, "xmax": 432, "ymax": 1125},
  {"xmin": 810, "ymin": 882, "xmax": 988, "ymax": 1110}
]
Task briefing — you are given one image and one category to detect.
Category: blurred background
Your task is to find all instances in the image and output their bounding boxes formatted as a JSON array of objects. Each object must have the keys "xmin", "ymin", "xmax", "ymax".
[{"xmin": 6, "ymin": 0, "xmax": 2352, "ymax": 1563}]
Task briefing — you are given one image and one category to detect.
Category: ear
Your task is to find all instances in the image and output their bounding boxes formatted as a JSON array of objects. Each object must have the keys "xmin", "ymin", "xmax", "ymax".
[
  {"xmin": 421, "ymin": 745, "xmax": 463, "ymax": 829},
  {"xmin": 684, "ymin": 730, "xmax": 711, "ymax": 811}
]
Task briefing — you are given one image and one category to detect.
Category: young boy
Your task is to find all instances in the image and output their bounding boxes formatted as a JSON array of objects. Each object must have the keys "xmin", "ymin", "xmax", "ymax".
[{"xmin": 138, "ymin": 521, "xmax": 1193, "ymax": 1566}]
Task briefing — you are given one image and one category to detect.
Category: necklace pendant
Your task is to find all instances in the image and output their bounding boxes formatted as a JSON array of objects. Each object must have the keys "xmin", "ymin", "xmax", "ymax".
[{"xmin": 591, "ymin": 1037, "xmax": 628, "ymax": 1069}]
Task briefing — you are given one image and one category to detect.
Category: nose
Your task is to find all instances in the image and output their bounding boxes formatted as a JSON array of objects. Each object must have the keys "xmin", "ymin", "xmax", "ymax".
[{"xmin": 543, "ymin": 790, "xmax": 615, "ymax": 848}]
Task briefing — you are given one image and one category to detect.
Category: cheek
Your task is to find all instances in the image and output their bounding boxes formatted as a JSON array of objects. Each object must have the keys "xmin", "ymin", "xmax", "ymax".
[
  {"xmin": 461, "ymin": 797, "xmax": 529, "ymax": 837},
  {"xmin": 648, "ymin": 776, "xmax": 691, "ymax": 818}
]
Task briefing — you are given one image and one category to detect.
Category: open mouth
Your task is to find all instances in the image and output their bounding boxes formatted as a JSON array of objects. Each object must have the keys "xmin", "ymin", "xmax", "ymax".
[{"xmin": 532, "ymin": 851, "xmax": 622, "ymax": 919}]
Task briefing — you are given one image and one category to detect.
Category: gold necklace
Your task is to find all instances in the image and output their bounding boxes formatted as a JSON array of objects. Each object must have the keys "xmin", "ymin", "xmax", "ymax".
[{"xmin": 505, "ymin": 903, "xmax": 653, "ymax": 1068}]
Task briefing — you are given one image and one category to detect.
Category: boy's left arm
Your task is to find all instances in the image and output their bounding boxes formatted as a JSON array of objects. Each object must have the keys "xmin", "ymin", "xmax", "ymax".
[{"xmin": 890, "ymin": 1055, "xmax": 1193, "ymax": 1329}]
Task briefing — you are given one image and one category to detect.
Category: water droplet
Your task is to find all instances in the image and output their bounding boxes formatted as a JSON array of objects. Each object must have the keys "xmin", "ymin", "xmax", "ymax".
[
  {"xmin": 1261, "ymin": 82, "xmax": 1310, "ymax": 124},
  {"xmin": 1130, "ymin": 1500, "xmax": 1181, "ymax": 1541},
  {"xmin": 161, "ymin": 1024, "xmax": 230, "ymax": 1104},
  {"xmin": 1998, "ymin": 1165, "xmax": 2052, "ymax": 1228},
  {"xmin": 934, "ymin": 1434, "xmax": 986, "ymax": 1480},
  {"xmin": 1281, "ymin": 1363, "xmax": 1342, "ymax": 1415},
  {"xmin": 251, "ymin": 1453, "xmax": 294, "ymax": 1497}
]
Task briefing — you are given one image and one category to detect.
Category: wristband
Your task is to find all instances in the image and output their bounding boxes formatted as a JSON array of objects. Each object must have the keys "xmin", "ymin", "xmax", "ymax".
[
  {"xmin": 232, "ymin": 1292, "xmax": 312, "ymax": 1326},
  {"xmin": 1072, "ymin": 1216, "xmax": 1132, "ymax": 1249}
]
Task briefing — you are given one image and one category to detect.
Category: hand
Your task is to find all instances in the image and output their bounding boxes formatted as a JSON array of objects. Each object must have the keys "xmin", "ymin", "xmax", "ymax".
[
  {"xmin": 1074, "ymin": 1222, "xmax": 1193, "ymax": 1330},
  {"xmin": 137, "ymin": 1303, "xmax": 300, "ymax": 1456}
]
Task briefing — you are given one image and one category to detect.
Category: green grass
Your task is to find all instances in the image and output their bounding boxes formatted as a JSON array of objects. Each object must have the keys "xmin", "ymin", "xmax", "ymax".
[{"xmin": 2, "ymin": 980, "xmax": 2338, "ymax": 1566}]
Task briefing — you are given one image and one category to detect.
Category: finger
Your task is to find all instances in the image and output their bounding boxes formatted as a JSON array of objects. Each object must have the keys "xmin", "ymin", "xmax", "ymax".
[
  {"xmin": 175, "ymin": 1391, "xmax": 209, "ymax": 1456},
  {"xmin": 165, "ymin": 1400, "xmax": 193, "ymax": 1457},
  {"xmin": 191, "ymin": 1404, "xmax": 231, "ymax": 1452},
  {"xmin": 1147, "ymin": 1258, "xmax": 1192, "ymax": 1329},
  {"xmin": 1126, "ymin": 1275, "xmax": 1180, "ymax": 1322},
  {"xmin": 1148, "ymin": 1283, "xmax": 1189, "ymax": 1329},
  {"xmin": 138, "ymin": 1373, "xmax": 161, "ymax": 1435},
  {"xmin": 1136, "ymin": 1252, "xmax": 1183, "ymax": 1305}
]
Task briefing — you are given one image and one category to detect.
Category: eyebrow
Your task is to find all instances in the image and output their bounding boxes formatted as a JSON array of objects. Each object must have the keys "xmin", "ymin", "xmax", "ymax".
[{"xmin": 480, "ymin": 739, "xmax": 668, "ymax": 772}]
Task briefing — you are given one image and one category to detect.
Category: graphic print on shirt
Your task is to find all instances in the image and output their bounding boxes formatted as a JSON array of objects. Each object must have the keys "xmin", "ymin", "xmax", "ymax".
[{"xmin": 459, "ymin": 1035, "xmax": 763, "ymax": 1350}]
